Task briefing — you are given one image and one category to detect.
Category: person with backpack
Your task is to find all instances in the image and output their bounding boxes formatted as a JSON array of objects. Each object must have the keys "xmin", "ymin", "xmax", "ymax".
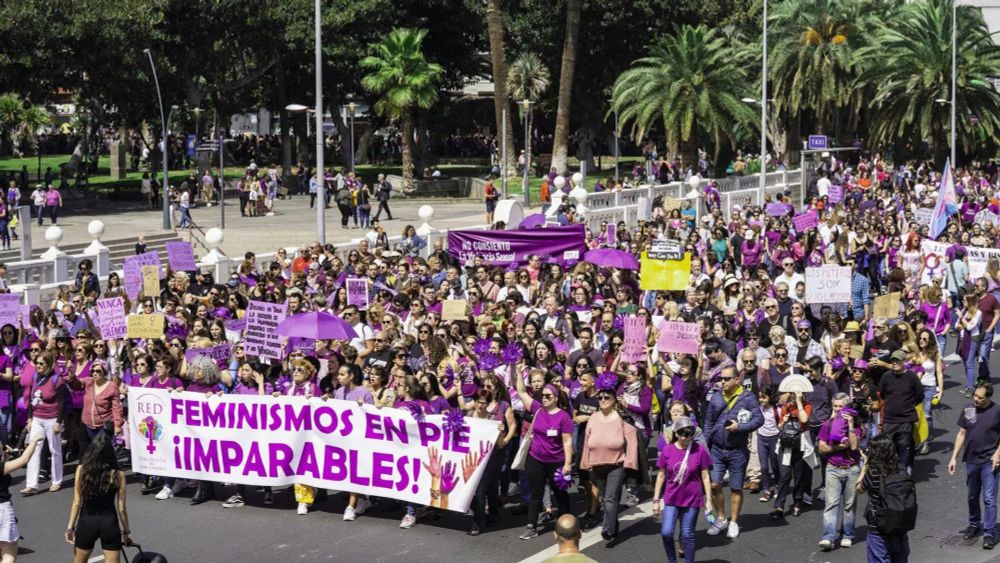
[
  {"xmin": 770, "ymin": 390, "xmax": 812, "ymax": 518},
  {"xmin": 858, "ymin": 433, "xmax": 917, "ymax": 562},
  {"xmin": 817, "ymin": 393, "xmax": 863, "ymax": 551},
  {"xmin": 878, "ymin": 350, "xmax": 924, "ymax": 474},
  {"xmin": 947, "ymin": 381, "xmax": 1000, "ymax": 549}
]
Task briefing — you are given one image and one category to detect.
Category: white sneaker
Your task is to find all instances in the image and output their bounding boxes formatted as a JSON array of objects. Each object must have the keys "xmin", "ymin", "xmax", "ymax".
[
  {"xmin": 297, "ymin": 502, "xmax": 308, "ymax": 515},
  {"xmin": 155, "ymin": 486, "xmax": 174, "ymax": 500},
  {"xmin": 343, "ymin": 506, "xmax": 356, "ymax": 521},
  {"xmin": 726, "ymin": 521, "xmax": 740, "ymax": 539},
  {"xmin": 802, "ymin": 493, "xmax": 813, "ymax": 505},
  {"xmin": 222, "ymin": 494, "xmax": 244, "ymax": 508},
  {"xmin": 400, "ymin": 514, "xmax": 416, "ymax": 528},
  {"xmin": 355, "ymin": 497, "xmax": 371, "ymax": 516},
  {"xmin": 840, "ymin": 538, "xmax": 853, "ymax": 548},
  {"xmin": 818, "ymin": 539, "xmax": 833, "ymax": 551},
  {"xmin": 706, "ymin": 518, "xmax": 729, "ymax": 536}
]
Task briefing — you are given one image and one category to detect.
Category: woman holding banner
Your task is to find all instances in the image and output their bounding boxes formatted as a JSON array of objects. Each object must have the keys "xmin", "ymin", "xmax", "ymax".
[{"xmin": 468, "ymin": 387, "xmax": 515, "ymax": 535}]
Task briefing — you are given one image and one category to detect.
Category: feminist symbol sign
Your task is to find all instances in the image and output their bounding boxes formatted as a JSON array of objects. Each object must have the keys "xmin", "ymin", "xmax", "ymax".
[
  {"xmin": 923, "ymin": 254, "xmax": 942, "ymax": 281},
  {"xmin": 139, "ymin": 416, "xmax": 162, "ymax": 454}
]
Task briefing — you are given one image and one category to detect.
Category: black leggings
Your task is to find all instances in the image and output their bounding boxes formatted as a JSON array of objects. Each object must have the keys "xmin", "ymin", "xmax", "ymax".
[
  {"xmin": 74, "ymin": 513, "xmax": 121, "ymax": 551},
  {"xmin": 338, "ymin": 203, "xmax": 352, "ymax": 227},
  {"xmin": 526, "ymin": 456, "xmax": 570, "ymax": 529}
]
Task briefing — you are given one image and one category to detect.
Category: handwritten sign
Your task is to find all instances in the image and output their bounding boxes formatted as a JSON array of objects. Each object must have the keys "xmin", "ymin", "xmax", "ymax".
[
  {"xmin": 186, "ymin": 342, "xmax": 232, "ymax": 370},
  {"xmin": 805, "ymin": 265, "xmax": 851, "ymax": 304},
  {"xmin": 141, "ymin": 265, "xmax": 160, "ymax": 298},
  {"xmin": 0, "ymin": 294, "xmax": 20, "ymax": 328},
  {"xmin": 124, "ymin": 252, "xmax": 162, "ymax": 300},
  {"xmin": 828, "ymin": 185, "xmax": 844, "ymax": 204},
  {"xmin": 663, "ymin": 197, "xmax": 681, "ymax": 213},
  {"xmin": 127, "ymin": 313, "xmax": 165, "ymax": 339},
  {"xmin": 640, "ymin": 252, "xmax": 691, "ymax": 291},
  {"xmin": 96, "ymin": 297, "xmax": 127, "ymax": 339},
  {"xmin": 621, "ymin": 316, "xmax": 647, "ymax": 363},
  {"xmin": 792, "ymin": 210, "xmax": 819, "ymax": 232},
  {"xmin": 656, "ymin": 321, "xmax": 701, "ymax": 355},
  {"xmin": 165, "ymin": 241, "xmax": 198, "ymax": 271},
  {"xmin": 243, "ymin": 301, "xmax": 288, "ymax": 360},
  {"xmin": 915, "ymin": 207, "xmax": 934, "ymax": 226},
  {"xmin": 346, "ymin": 278, "xmax": 369, "ymax": 310},
  {"xmin": 873, "ymin": 292, "xmax": 901, "ymax": 320},
  {"xmin": 442, "ymin": 300, "xmax": 468, "ymax": 321},
  {"xmin": 766, "ymin": 202, "xmax": 788, "ymax": 217}
]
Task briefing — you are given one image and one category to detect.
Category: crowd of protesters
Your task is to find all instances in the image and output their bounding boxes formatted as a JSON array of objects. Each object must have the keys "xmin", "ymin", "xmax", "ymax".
[{"xmin": 1, "ymin": 151, "xmax": 1000, "ymax": 562}]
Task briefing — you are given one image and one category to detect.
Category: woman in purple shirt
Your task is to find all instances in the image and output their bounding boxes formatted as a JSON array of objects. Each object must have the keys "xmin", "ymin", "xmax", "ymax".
[
  {"xmin": 514, "ymin": 374, "xmax": 573, "ymax": 540},
  {"xmin": 653, "ymin": 416, "xmax": 713, "ymax": 563},
  {"xmin": 223, "ymin": 361, "xmax": 274, "ymax": 508}
]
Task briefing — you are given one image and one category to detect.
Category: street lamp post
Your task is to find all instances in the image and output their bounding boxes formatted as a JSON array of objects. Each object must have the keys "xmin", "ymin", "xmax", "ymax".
[
  {"xmin": 760, "ymin": 0, "xmax": 768, "ymax": 197},
  {"xmin": 951, "ymin": 0, "xmax": 957, "ymax": 167},
  {"xmin": 193, "ymin": 107, "xmax": 202, "ymax": 145},
  {"xmin": 613, "ymin": 105, "xmax": 620, "ymax": 183},
  {"xmin": 519, "ymin": 99, "xmax": 533, "ymax": 206},
  {"xmin": 143, "ymin": 48, "xmax": 172, "ymax": 230},
  {"xmin": 314, "ymin": 0, "xmax": 325, "ymax": 243},
  {"xmin": 347, "ymin": 102, "xmax": 357, "ymax": 172}
]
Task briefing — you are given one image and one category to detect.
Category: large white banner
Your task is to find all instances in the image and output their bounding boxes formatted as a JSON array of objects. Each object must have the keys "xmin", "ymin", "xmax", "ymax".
[
  {"xmin": 921, "ymin": 240, "xmax": 1000, "ymax": 284},
  {"xmin": 129, "ymin": 389, "xmax": 499, "ymax": 512}
]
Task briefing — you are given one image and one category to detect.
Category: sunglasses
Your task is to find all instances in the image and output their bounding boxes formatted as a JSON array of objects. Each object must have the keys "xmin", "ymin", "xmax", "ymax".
[
  {"xmin": 597, "ymin": 394, "xmax": 614, "ymax": 401},
  {"xmin": 675, "ymin": 429, "xmax": 695, "ymax": 438},
  {"xmin": 541, "ymin": 393, "xmax": 556, "ymax": 399}
]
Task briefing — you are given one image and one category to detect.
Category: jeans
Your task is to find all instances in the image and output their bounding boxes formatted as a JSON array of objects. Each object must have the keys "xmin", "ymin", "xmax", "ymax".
[
  {"xmin": 0, "ymin": 405, "xmax": 12, "ymax": 445},
  {"xmin": 525, "ymin": 457, "xmax": 570, "ymax": 529},
  {"xmin": 757, "ymin": 434, "xmax": 779, "ymax": 491},
  {"xmin": 935, "ymin": 333, "xmax": 948, "ymax": 359},
  {"xmin": 178, "ymin": 207, "xmax": 192, "ymax": 228},
  {"xmin": 661, "ymin": 505, "xmax": 698, "ymax": 563},
  {"xmin": 920, "ymin": 385, "xmax": 936, "ymax": 445},
  {"xmin": 33, "ymin": 204, "xmax": 44, "ymax": 225},
  {"xmin": 26, "ymin": 417, "xmax": 63, "ymax": 489},
  {"xmin": 967, "ymin": 461, "xmax": 1000, "ymax": 538},
  {"xmin": 821, "ymin": 464, "xmax": 860, "ymax": 542},
  {"xmin": 980, "ymin": 331, "xmax": 995, "ymax": 381},
  {"xmin": 47, "ymin": 204, "xmax": 58, "ymax": 224},
  {"xmin": 591, "ymin": 464, "xmax": 627, "ymax": 536},
  {"xmin": 866, "ymin": 531, "xmax": 910, "ymax": 563},
  {"xmin": 883, "ymin": 422, "xmax": 915, "ymax": 473},
  {"xmin": 357, "ymin": 205, "xmax": 371, "ymax": 229},
  {"xmin": 967, "ymin": 338, "xmax": 982, "ymax": 389}
]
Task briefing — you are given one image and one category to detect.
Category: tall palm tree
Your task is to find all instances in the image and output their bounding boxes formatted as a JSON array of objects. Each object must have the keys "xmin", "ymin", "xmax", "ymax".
[
  {"xmin": 360, "ymin": 28, "xmax": 443, "ymax": 191},
  {"xmin": 609, "ymin": 25, "xmax": 757, "ymax": 171},
  {"xmin": 854, "ymin": 0, "xmax": 1000, "ymax": 163},
  {"xmin": 0, "ymin": 93, "xmax": 49, "ymax": 157},
  {"xmin": 508, "ymin": 53, "xmax": 550, "ymax": 185},
  {"xmin": 551, "ymin": 0, "xmax": 582, "ymax": 174},
  {"xmin": 485, "ymin": 0, "xmax": 516, "ymax": 181}
]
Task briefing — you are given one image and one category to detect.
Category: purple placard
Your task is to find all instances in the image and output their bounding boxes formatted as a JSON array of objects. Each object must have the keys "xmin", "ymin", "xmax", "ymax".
[
  {"xmin": 243, "ymin": 300, "xmax": 288, "ymax": 360},
  {"xmin": 766, "ymin": 202, "xmax": 788, "ymax": 216},
  {"xmin": 606, "ymin": 223, "xmax": 617, "ymax": 247},
  {"xmin": 828, "ymin": 184, "xmax": 844, "ymax": 204},
  {"xmin": 447, "ymin": 224, "xmax": 587, "ymax": 266},
  {"xmin": 124, "ymin": 252, "xmax": 162, "ymax": 300},
  {"xmin": 346, "ymin": 278, "xmax": 369, "ymax": 310},
  {"xmin": 165, "ymin": 241, "xmax": 198, "ymax": 271},
  {"xmin": 0, "ymin": 294, "xmax": 20, "ymax": 328},
  {"xmin": 96, "ymin": 297, "xmax": 127, "ymax": 339},
  {"xmin": 186, "ymin": 342, "xmax": 232, "ymax": 370},
  {"xmin": 792, "ymin": 210, "xmax": 819, "ymax": 232}
]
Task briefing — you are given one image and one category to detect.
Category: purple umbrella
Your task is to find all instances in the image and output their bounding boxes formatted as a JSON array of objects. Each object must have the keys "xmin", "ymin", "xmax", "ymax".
[
  {"xmin": 584, "ymin": 248, "xmax": 640, "ymax": 270},
  {"xmin": 519, "ymin": 213, "xmax": 547, "ymax": 229},
  {"xmin": 275, "ymin": 312, "xmax": 358, "ymax": 340}
]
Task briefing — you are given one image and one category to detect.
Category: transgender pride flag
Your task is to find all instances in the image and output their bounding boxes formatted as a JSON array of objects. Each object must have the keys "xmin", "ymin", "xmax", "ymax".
[{"xmin": 930, "ymin": 159, "xmax": 958, "ymax": 240}]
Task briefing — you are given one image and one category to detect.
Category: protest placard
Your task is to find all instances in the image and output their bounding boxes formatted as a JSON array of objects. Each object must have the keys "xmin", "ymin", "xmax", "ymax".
[
  {"xmin": 243, "ymin": 301, "xmax": 288, "ymax": 360},
  {"xmin": 766, "ymin": 202, "xmax": 788, "ymax": 216},
  {"xmin": 828, "ymin": 185, "xmax": 844, "ymax": 204},
  {"xmin": 186, "ymin": 342, "xmax": 232, "ymax": 370},
  {"xmin": 792, "ymin": 210, "xmax": 819, "ymax": 232},
  {"xmin": 621, "ymin": 316, "xmax": 647, "ymax": 362},
  {"xmin": 127, "ymin": 313, "xmax": 164, "ymax": 339},
  {"xmin": 655, "ymin": 321, "xmax": 701, "ymax": 355},
  {"xmin": 640, "ymin": 252, "xmax": 691, "ymax": 291},
  {"xmin": 0, "ymin": 294, "xmax": 20, "ymax": 327},
  {"xmin": 873, "ymin": 292, "xmax": 901, "ymax": 320},
  {"xmin": 915, "ymin": 207, "xmax": 934, "ymax": 226},
  {"xmin": 141, "ymin": 265, "xmax": 160, "ymax": 298},
  {"xmin": 129, "ymin": 390, "xmax": 500, "ymax": 513},
  {"xmin": 442, "ymin": 300, "xmax": 468, "ymax": 321},
  {"xmin": 346, "ymin": 278, "xmax": 370, "ymax": 310},
  {"xmin": 805, "ymin": 265, "xmax": 851, "ymax": 303},
  {"xmin": 96, "ymin": 297, "xmax": 127, "ymax": 339},
  {"xmin": 663, "ymin": 197, "xmax": 681, "ymax": 213},
  {"xmin": 124, "ymin": 252, "xmax": 162, "ymax": 300},
  {"xmin": 606, "ymin": 223, "xmax": 617, "ymax": 247},
  {"xmin": 165, "ymin": 241, "xmax": 198, "ymax": 271}
]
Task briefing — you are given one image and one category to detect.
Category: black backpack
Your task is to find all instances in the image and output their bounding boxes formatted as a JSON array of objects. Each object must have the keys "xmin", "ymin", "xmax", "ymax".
[
  {"xmin": 779, "ymin": 416, "xmax": 803, "ymax": 448},
  {"xmin": 875, "ymin": 471, "xmax": 918, "ymax": 535}
]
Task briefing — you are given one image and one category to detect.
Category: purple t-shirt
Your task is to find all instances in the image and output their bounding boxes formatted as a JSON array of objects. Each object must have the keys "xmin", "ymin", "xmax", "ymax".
[
  {"xmin": 427, "ymin": 396, "xmax": 450, "ymax": 414},
  {"xmin": 528, "ymin": 401, "xmax": 573, "ymax": 463},
  {"xmin": 334, "ymin": 385, "xmax": 374, "ymax": 405},
  {"xmin": 656, "ymin": 441, "xmax": 711, "ymax": 508},
  {"xmin": 817, "ymin": 417, "xmax": 863, "ymax": 467},
  {"xmin": 741, "ymin": 241, "xmax": 762, "ymax": 266}
]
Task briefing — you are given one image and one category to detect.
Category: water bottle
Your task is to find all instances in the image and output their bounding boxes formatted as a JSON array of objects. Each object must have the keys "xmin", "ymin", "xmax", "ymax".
[{"xmin": 705, "ymin": 509, "xmax": 716, "ymax": 526}]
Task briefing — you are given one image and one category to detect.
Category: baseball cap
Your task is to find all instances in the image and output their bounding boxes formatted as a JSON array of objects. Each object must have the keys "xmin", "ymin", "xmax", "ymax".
[
  {"xmin": 796, "ymin": 319, "xmax": 811, "ymax": 330},
  {"xmin": 890, "ymin": 350, "xmax": 909, "ymax": 362}
]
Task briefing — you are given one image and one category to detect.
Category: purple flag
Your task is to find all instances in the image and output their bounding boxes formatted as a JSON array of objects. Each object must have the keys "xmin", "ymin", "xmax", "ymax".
[{"xmin": 447, "ymin": 224, "xmax": 586, "ymax": 266}]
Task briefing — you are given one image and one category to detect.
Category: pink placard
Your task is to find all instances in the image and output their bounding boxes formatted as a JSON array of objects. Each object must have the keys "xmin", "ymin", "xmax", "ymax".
[
  {"xmin": 792, "ymin": 210, "xmax": 818, "ymax": 232},
  {"xmin": 621, "ymin": 316, "xmax": 646, "ymax": 363},
  {"xmin": 656, "ymin": 321, "xmax": 701, "ymax": 355}
]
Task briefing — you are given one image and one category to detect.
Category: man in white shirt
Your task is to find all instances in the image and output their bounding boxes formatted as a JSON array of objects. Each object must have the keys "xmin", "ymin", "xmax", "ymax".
[
  {"xmin": 774, "ymin": 259, "xmax": 805, "ymax": 296},
  {"xmin": 816, "ymin": 171, "xmax": 831, "ymax": 199}
]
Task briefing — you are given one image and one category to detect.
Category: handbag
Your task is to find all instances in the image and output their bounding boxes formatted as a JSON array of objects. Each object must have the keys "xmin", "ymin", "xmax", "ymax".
[{"xmin": 511, "ymin": 417, "xmax": 535, "ymax": 471}]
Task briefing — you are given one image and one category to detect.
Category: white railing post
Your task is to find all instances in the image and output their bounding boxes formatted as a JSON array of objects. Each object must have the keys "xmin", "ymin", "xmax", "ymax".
[
  {"xmin": 84, "ymin": 220, "xmax": 111, "ymax": 277},
  {"xmin": 416, "ymin": 205, "xmax": 436, "ymax": 259}
]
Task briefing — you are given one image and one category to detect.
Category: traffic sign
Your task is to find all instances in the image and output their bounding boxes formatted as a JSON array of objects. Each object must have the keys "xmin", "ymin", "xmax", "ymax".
[{"xmin": 807, "ymin": 135, "xmax": 828, "ymax": 150}]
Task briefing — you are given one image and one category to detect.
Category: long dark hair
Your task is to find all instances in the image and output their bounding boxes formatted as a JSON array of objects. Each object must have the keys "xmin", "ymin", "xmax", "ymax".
[
  {"xmin": 866, "ymin": 433, "xmax": 899, "ymax": 477},
  {"xmin": 78, "ymin": 432, "xmax": 119, "ymax": 501}
]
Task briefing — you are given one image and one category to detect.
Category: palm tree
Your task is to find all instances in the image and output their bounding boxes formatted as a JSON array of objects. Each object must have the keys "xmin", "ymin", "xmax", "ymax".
[
  {"xmin": 609, "ymin": 24, "xmax": 757, "ymax": 171},
  {"xmin": 0, "ymin": 93, "xmax": 49, "ymax": 157},
  {"xmin": 485, "ymin": 0, "xmax": 516, "ymax": 181},
  {"xmin": 508, "ymin": 53, "xmax": 550, "ymax": 186},
  {"xmin": 551, "ymin": 0, "xmax": 582, "ymax": 174},
  {"xmin": 360, "ymin": 28, "xmax": 443, "ymax": 191},
  {"xmin": 854, "ymin": 0, "xmax": 1000, "ymax": 163}
]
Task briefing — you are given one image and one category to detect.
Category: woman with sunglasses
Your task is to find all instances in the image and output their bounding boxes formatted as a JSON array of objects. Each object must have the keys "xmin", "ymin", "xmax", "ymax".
[
  {"xmin": 580, "ymin": 378, "xmax": 638, "ymax": 542},
  {"xmin": 65, "ymin": 359, "xmax": 121, "ymax": 457},
  {"xmin": 653, "ymin": 416, "xmax": 712, "ymax": 563},
  {"xmin": 771, "ymin": 390, "xmax": 812, "ymax": 518},
  {"xmin": 514, "ymin": 369, "xmax": 573, "ymax": 540},
  {"xmin": 913, "ymin": 328, "xmax": 943, "ymax": 456},
  {"xmin": 21, "ymin": 351, "xmax": 68, "ymax": 495}
]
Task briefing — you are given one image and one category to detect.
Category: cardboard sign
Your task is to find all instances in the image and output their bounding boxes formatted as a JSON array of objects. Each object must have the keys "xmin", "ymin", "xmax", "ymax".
[
  {"xmin": 792, "ymin": 210, "xmax": 819, "ymax": 232},
  {"xmin": 165, "ymin": 241, "xmax": 198, "ymax": 271},
  {"xmin": 442, "ymin": 300, "xmax": 468, "ymax": 321},
  {"xmin": 141, "ymin": 265, "xmax": 160, "ymax": 298},
  {"xmin": 346, "ymin": 278, "xmax": 370, "ymax": 310},
  {"xmin": 640, "ymin": 252, "xmax": 691, "ymax": 291},
  {"xmin": 124, "ymin": 252, "xmax": 162, "ymax": 300},
  {"xmin": 873, "ymin": 292, "xmax": 901, "ymax": 320},
  {"xmin": 915, "ymin": 207, "xmax": 934, "ymax": 226},
  {"xmin": 805, "ymin": 265, "xmax": 851, "ymax": 304},
  {"xmin": 663, "ymin": 197, "xmax": 681, "ymax": 213},
  {"xmin": 96, "ymin": 297, "xmax": 127, "ymax": 339},
  {"xmin": 850, "ymin": 345, "xmax": 864, "ymax": 359},
  {"xmin": 621, "ymin": 316, "xmax": 647, "ymax": 363},
  {"xmin": 127, "ymin": 313, "xmax": 165, "ymax": 339},
  {"xmin": 0, "ymin": 294, "xmax": 20, "ymax": 328},
  {"xmin": 655, "ymin": 321, "xmax": 701, "ymax": 355},
  {"xmin": 828, "ymin": 185, "xmax": 844, "ymax": 204}
]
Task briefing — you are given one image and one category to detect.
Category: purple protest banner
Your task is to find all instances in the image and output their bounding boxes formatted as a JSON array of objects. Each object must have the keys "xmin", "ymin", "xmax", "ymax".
[
  {"xmin": 828, "ymin": 184, "xmax": 844, "ymax": 204},
  {"xmin": 656, "ymin": 321, "xmax": 701, "ymax": 355},
  {"xmin": 243, "ymin": 301, "xmax": 288, "ymax": 360},
  {"xmin": 447, "ymin": 224, "xmax": 586, "ymax": 266},
  {"xmin": 766, "ymin": 202, "xmax": 788, "ymax": 217},
  {"xmin": 96, "ymin": 297, "xmax": 127, "ymax": 339},
  {"xmin": 0, "ymin": 294, "xmax": 20, "ymax": 328},
  {"xmin": 186, "ymin": 342, "xmax": 232, "ymax": 370},
  {"xmin": 124, "ymin": 252, "xmax": 162, "ymax": 300},
  {"xmin": 606, "ymin": 223, "xmax": 617, "ymax": 247},
  {"xmin": 621, "ymin": 316, "xmax": 646, "ymax": 363},
  {"xmin": 792, "ymin": 210, "xmax": 819, "ymax": 232},
  {"xmin": 346, "ymin": 278, "xmax": 370, "ymax": 310},
  {"xmin": 165, "ymin": 241, "xmax": 198, "ymax": 271}
]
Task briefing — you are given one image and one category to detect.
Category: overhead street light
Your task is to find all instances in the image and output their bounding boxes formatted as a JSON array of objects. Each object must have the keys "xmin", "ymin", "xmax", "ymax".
[{"xmin": 143, "ymin": 48, "xmax": 172, "ymax": 230}]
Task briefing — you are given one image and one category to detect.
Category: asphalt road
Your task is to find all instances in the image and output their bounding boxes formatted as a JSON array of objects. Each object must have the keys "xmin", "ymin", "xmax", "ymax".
[{"xmin": 8, "ymin": 346, "xmax": 1000, "ymax": 563}]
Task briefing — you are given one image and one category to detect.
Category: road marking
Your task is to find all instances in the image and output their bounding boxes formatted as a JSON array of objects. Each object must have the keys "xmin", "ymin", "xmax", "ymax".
[
  {"xmin": 88, "ymin": 556, "xmax": 105, "ymax": 563},
  {"xmin": 519, "ymin": 501, "xmax": 654, "ymax": 563}
]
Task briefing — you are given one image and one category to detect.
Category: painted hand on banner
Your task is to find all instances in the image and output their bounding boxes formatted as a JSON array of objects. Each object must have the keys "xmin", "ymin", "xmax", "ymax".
[
  {"xmin": 422, "ymin": 446, "xmax": 443, "ymax": 479},
  {"xmin": 461, "ymin": 441, "xmax": 494, "ymax": 482},
  {"xmin": 440, "ymin": 461, "xmax": 458, "ymax": 495}
]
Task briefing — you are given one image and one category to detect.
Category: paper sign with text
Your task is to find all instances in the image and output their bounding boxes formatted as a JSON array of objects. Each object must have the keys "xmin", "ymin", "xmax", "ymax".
[
  {"xmin": 96, "ymin": 297, "xmax": 127, "ymax": 339},
  {"xmin": 346, "ymin": 279, "xmax": 370, "ymax": 310},
  {"xmin": 243, "ymin": 301, "xmax": 288, "ymax": 360},
  {"xmin": 142, "ymin": 265, "xmax": 160, "ymax": 298},
  {"xmin": 165, "ymin": 241, "xmax": 199, "ymax": 271},
  {"xmin": 127, "ymin": 313, "xmax": 165, "ymax": 339},
  {"xmin": 442, "ymin": 300, "xmax": 468, "ymax": 322},
  {"xmin": 656, "ymin": 321, "xmax": 701, "ymax": 355},
  {"xmin": 621, "ymin": 316, "xmax": 647, "ymax": 363},
  {"xmin": 805, "ymin": 265, "xmax": 851, "ymax": 303}
]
